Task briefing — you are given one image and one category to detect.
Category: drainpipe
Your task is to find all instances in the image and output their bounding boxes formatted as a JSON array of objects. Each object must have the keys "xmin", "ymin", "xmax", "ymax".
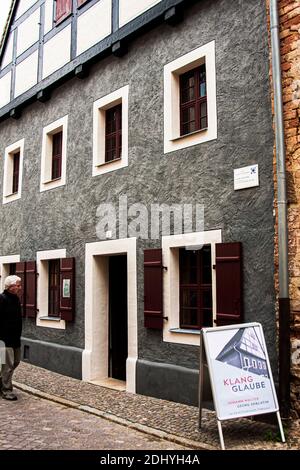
[{"xmin": 270, "ymin": 0, "xmax": 290, "ymax": 418}]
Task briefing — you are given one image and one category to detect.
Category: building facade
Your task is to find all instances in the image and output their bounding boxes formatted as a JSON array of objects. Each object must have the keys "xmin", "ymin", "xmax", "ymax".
[{"xmin": 0, "ymin": 0, "xmax": 276, "ymax": 406}]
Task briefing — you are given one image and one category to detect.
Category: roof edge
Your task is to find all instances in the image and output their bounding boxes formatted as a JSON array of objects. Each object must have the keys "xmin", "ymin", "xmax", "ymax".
[{"xmin": 0, "ymin": 0, "xmax": 19, "ymax": 62}]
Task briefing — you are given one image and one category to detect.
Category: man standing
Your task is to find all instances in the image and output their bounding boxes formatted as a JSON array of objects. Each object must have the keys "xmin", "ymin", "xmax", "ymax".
[{"xmin": 0, "ymin": 275, "xmax": 22, "ymax": 400}]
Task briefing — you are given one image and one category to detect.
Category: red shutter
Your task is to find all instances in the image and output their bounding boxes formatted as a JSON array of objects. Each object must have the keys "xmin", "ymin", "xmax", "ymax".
[
  {"xmin": 60, "ymin": 258, "xmax": 75, "ymax": 321},
  {"xmin": 144, "ymin": 249, "xmax": 163, "ymax": 329},
  {"xmin": 25, "ymin": 261, "xmax": 37, "ymax": 318},
  {"xmin": 56, "ymin": 0, "xmax": 72, "ymax": 24},
  {"xmin": 215, "ymin": 242, "xmax": 243, "ymax": 326},
  {"xmin": 15, "ymin": 262, "xmax": 26, "ymax": 317}
]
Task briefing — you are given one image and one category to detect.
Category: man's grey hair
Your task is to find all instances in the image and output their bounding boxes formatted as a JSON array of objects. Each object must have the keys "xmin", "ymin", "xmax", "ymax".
[{"xmin": 4, "ymin": 275, "xmax": 21, "ymax": 288}]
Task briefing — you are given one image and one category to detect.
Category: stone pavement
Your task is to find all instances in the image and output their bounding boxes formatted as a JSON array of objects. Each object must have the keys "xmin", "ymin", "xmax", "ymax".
[
  {"xmin": 0, "ymin": 390, "xmax": 187, "ymax": 450},
  {"xmin": 12, "ymin": 362, "xmax": 300, "ymax": 451}
]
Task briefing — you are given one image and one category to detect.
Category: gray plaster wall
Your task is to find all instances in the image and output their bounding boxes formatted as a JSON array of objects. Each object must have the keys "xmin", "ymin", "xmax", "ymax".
[{"xmin": 0, "ymin": 0, "xmax": 276, "ymax": 389}]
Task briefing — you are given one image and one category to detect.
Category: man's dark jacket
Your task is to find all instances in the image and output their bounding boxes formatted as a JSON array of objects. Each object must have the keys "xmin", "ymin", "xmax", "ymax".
[{"xmin": 0, "ymin": 290, "xmax": 22, "ymax": 348}]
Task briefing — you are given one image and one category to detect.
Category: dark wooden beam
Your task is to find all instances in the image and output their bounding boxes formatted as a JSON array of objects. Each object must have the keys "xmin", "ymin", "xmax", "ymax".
[
  {"xmin": 37, "ymin": 89, "xmax": 51, "ymax": 102},
  {"xmin": 164, "ymin": 5, "xmax": 184, "ymax": 26},
  {"xmin": 112, "ymin": 40, "xmax": 127, "ymax": 58},
  {"xmin": 75, "ymin": 64, "xmax": 89, "ymax": 79}
]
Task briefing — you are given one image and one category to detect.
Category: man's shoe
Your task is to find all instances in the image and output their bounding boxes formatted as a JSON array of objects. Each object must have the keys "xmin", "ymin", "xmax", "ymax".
[{"xmin": 1, "ymin": 392, "xmax": 17, "ymax": 401}]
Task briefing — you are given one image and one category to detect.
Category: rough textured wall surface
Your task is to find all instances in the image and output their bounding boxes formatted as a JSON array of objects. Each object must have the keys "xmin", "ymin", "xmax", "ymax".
[
  {"xmin": 0, "ymin": 0, "xmax": 275, "ymax": 377},
  {"xmin": 268, "ymin": 0, "xmax": 300, "ymax": 417}
]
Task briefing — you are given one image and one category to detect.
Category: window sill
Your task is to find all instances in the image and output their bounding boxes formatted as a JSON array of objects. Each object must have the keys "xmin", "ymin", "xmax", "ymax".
[
  {"xmin": 169, "ymin": 328, "xmax": 200, "ymax": 335},
  {"xmin": 3, "ymin": 193, "xmax": 21, "ymax": 204},
  {"xmin": 43, "ymin": 177, "xmax": 62, "ymax": 184},
  {"xmin": 171, "ymin": 128, "xmax": 208, "ymax": 142},
  {"xmin": 39, "ymin": 316, "xmax": 61, "ymax": 321},
  {"xmin": 55, "ymin": 12, "xmax": 72, "ymax": 27},
  {"xmin": 96, "ymin": 157, "xmax": 122, "ymax": 167}
]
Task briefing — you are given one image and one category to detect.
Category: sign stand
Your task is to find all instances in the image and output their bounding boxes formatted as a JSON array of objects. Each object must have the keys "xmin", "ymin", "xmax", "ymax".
[
  {"xmin": 199, "ymin": 324, "xmax": 286, "ymax": 450},
  {"xmin": 198, "ymin": 330, "xmax": 204, "ymax": 429}
]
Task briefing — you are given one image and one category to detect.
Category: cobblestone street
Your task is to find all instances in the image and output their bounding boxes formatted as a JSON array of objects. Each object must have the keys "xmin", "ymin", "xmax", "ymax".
[{"xmin": 0, "ymin": 390, "xmax": 188, "ymax": 450}]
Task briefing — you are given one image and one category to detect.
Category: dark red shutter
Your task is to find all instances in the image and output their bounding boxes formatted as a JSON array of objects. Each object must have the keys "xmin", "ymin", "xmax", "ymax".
[
  {"xmin": 60, "ymin": 258, "xmax": 75, "ymax": 321},
  {"xmin": 56, "ymin": 0, "xmax": 72, "ymax": 24},
  {"xmin": 15, "ymin": 262, "xmax": 26, "ymax": 317},
  {"xmin": 25, "ymin": 261, "xmax": 37, "ymax": 318},
  {"xmin": 144, "ymin": 249, "xmax": 163, "ymax": 329},
  {"xmin": 215, "ymin": 242, "xmax": 243, "ymax": 326}
]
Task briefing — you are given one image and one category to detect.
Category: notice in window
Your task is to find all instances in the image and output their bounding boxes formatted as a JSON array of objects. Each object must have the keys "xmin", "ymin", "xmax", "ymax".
[{"xmin": 63, "ymin": 279, "xmax": 71, "ymax": 298}]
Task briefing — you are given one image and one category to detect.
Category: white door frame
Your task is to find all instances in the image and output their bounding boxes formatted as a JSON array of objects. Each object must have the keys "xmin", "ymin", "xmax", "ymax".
[{"xmin": 82, "ymin": 238, "xmax": 137, "ymax": 393}]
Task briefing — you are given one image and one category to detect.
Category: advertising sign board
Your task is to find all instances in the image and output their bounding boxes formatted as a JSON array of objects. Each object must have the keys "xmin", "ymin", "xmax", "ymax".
[{"xmin": 200, "ymin": 322, "xmax": 285, "ymax": 449}]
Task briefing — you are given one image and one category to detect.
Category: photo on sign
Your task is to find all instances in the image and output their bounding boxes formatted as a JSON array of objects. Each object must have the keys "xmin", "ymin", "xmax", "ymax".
[
  {"xmin": 63, "ymin": 279, "xmax": 71, "ymax": 298},
  {"xmin": 215, "ymin": 327, "xmax": 269, "ymax": 379}
]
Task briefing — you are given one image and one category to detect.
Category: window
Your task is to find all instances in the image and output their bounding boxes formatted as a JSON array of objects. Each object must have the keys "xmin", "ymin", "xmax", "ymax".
[
  {"xmin": 162, "ymin": 230, "xmax": 221, "ymax": 346},
  {"xmin": 244, "ymin": 357, "xmax": 250, "ymax": 367},
  {"xmin": 105, "ymin": 104, "xmax": 122, "ymax": 162},
  {"xmin": 180, "ymin": 65, "xmax": 207, "ymax": 136},
  {"xmin": 93, "ymin": 85, "xmax": 129, "ymax": 176},
  {"xmin": 40, "ymin": 115, "xmax": 68, "ymax": 192},
  {"xmin": 12, "ymin": 152, "xmax": 20, "ymax": 194},
  {"xmin": 252, "ymin": 359, "xmax": 257, "ymax": 369},
  {"xmin": 179, "ymin": 246, "xmax": 212, "ymax": 329},
  {"xmin": 36, "ymin": 250, "xmax": 75, "ymax": 329},
  {"xmin": 51, "ymin": 131, "xmax": 62, "ymax": 180},
  {"xmin": 48, "ymin": 259, "xmax": 60, "ymax": 317},
  {"xmin": 164, "ymin": 40, "xmax": 217, "ymax": 153},
  {"xmin": 2, "ymin": 139, "xmax": 24, "ymax": 204},
  {"xmin": 9, "ymin": 263, "xmax": 16, "ymax": 275},
  {"xmin": 0, "ymin": 256, "xmax": 20, "ymax": 292},
  {"xmin": 55, "ymin": 0, "xmax": 72, "ymax": 25}
]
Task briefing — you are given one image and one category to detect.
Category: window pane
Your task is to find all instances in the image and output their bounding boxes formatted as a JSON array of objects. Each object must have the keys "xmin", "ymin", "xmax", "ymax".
[
  {"xmin": 181, "ymin": 85, "xmax": 195, "ymax": 103},
  {"xmin": 202, "ymin": 246, "xmax": 212, "ymax": 284},
  {"xmin": 52, "ymin": 131, "xmax": 62, "ymax": 157},
  {"xmin": 200, "ymin": 101, "xmax": 207, "ymax": 118},
  {"xmin": 199, "ymin": 64, "xmax": 206, "ymax": 97},
  {"xmin": 181, "ymin": 308, "xmax": 199, "ymax": 328},
  {"xmin": 180, "ymin": 249, "xmax": 197, "ymax": 284},
  {"xmin": 200, "ymin": 117, "xmax": 207, "ymax": 129},
  {"xmin": 202, "ymin": 309, "xmax": 212, "ymax": 327},
  {"xmin": 182, "ymin": 289, "xmax": 197, "ymax": 308},
  {"xmin": 202, "ymin": 289, "xmax": 212, "ymax": 308},
  {"xmin": 182, "ymin": 107, "xmax": 195, "ymax": 123},
  {"xmin": 181, "ymin": 73, "xmax": 194, "ymax": 89},
  {"xmin": 48, "ymin": 259, "xmax": 60, "ymax": 317}
]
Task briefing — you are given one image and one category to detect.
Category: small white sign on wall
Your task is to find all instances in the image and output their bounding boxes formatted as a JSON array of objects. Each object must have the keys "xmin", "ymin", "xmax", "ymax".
[{"xmin": 234, "ymin": 164, "xmax": 259, "ymax": 190}]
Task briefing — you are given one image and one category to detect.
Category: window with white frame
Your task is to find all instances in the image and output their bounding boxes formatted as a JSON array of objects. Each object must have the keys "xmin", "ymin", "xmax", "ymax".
[
  {"xmin": 162, "ymin": 230, "xmax": 221, "ymax": 346},
  {"xmin": 164, "ymin": 41, "xmax": 217, "ymax": 154},
  {"xmin": 2, "ymin": 139, "xmax": 24, "ymax": 204},
  {"xmin": 40, "ymin": 115, "xmax": 68, "ymax": 192},
  {"xmin": 0, "ymin": 255, "xmax": 20, "ymax": 291},
  {"xmin": 93, "ymin": 85, "xmax": 129, "ymax": 176},
  {"xmin": 36, "ymin": 249, "xmax": 67, "ymax": 330}
]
